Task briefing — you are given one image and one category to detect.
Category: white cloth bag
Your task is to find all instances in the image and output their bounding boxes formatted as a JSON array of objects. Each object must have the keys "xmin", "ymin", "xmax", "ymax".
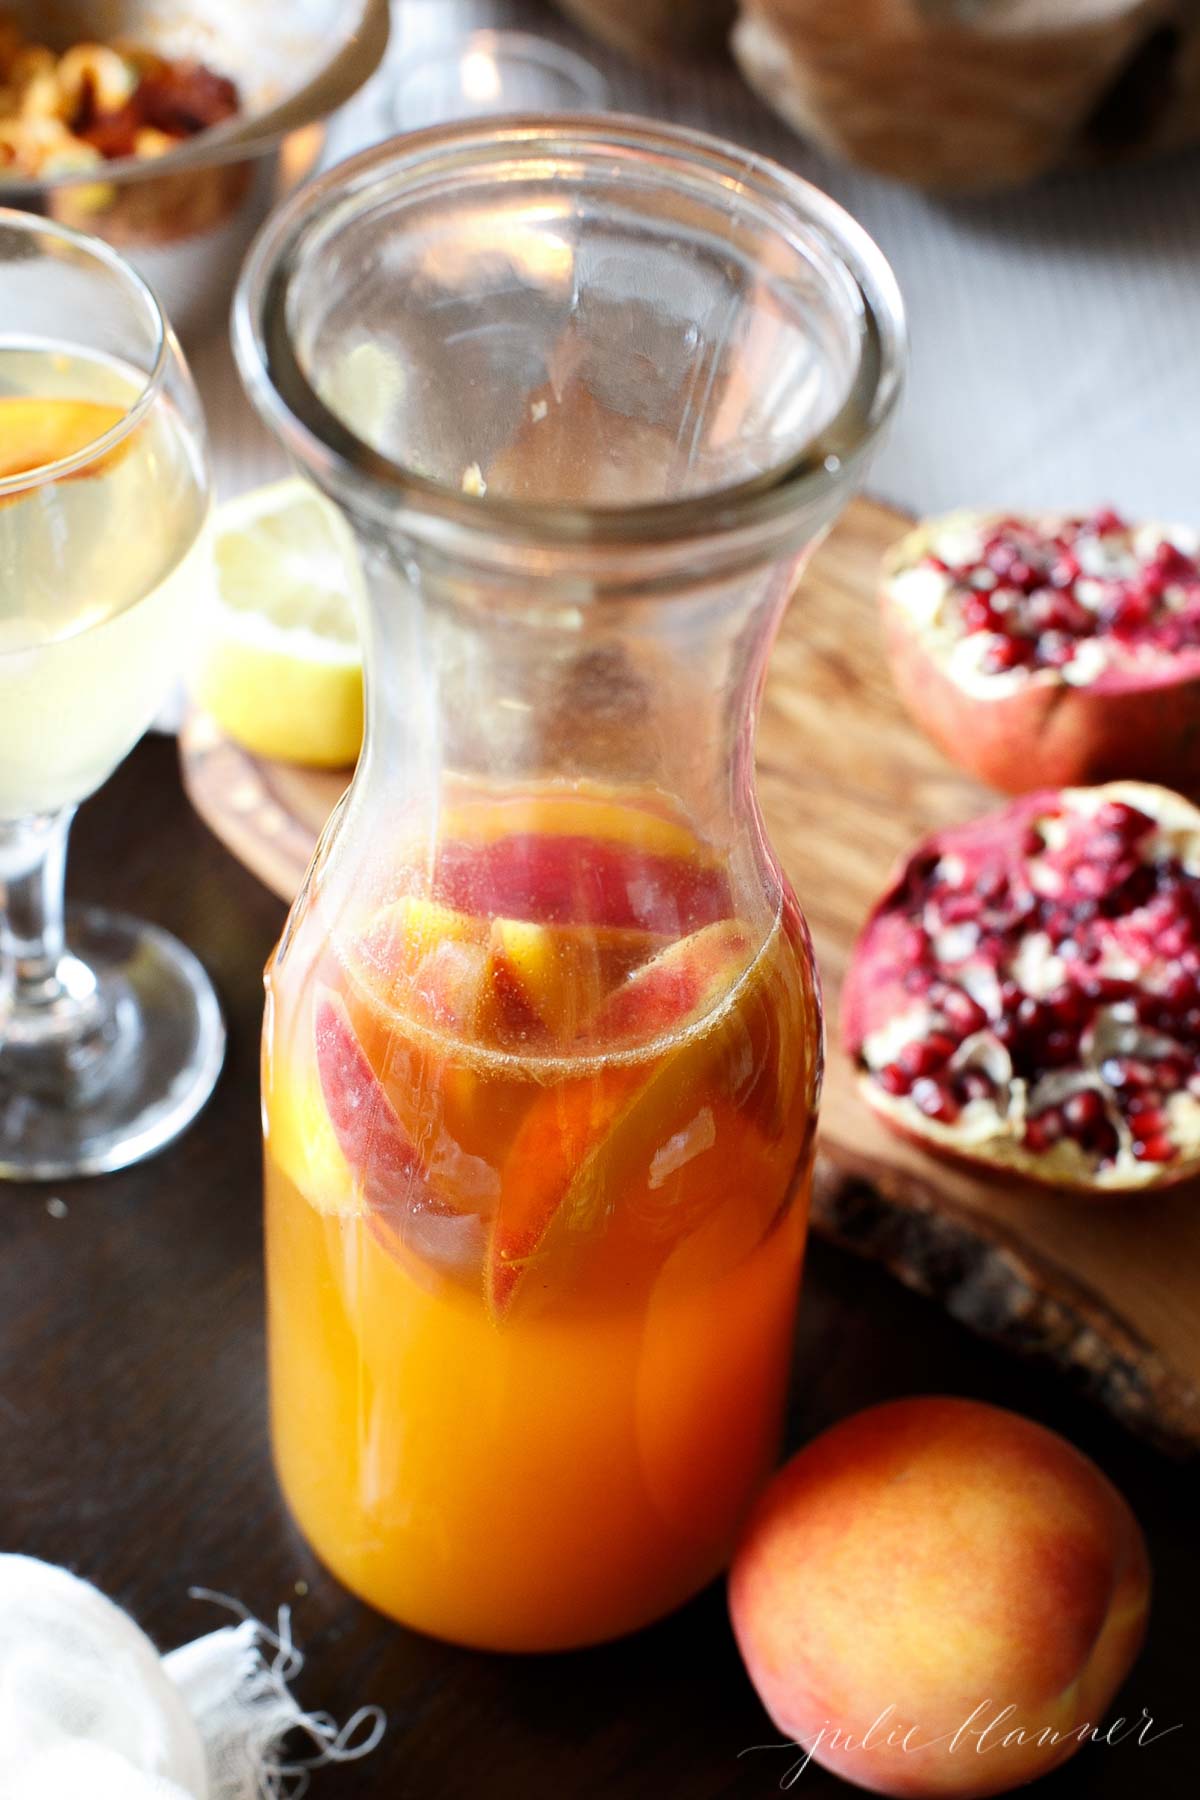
[{"xmin": 0, "ymin": 1556, "xmax": 383, "ymax": 1799}]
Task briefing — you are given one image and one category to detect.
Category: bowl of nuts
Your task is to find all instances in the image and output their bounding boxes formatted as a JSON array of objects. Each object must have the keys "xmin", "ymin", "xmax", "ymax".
[{"xmin": 0, "ymin": 0, "xmax": 389, "ymax": 338}]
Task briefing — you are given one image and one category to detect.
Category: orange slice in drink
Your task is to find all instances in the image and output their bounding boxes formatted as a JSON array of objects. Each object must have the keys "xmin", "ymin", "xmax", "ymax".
[
  {"xmin": 0, "ymin": 396, "xmax": 127, "ymax": 483},
  {"xmin": 486, "ymin": 919, "xmax": 753, "ymax": 1317}
]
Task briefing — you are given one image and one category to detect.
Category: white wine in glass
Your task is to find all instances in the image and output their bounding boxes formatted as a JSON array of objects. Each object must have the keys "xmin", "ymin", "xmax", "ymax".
[{"xmin": 0, "ymin": 209, "xmax": 223, "ymax": 1179}]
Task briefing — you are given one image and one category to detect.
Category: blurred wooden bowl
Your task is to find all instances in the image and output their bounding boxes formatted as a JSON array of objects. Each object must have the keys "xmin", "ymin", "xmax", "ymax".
[
  {"xmin": 731, "ymin": 0, "xmax": 1200, "ymax": 191},
  {"xmin": 550, "ymin": 0, "xmax": 736, "ymax": 63}
]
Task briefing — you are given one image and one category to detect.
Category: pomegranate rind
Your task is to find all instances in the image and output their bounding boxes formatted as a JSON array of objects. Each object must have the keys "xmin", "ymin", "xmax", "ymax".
[
  {"xmin": 843, "ymin": 781, "xmax": 1200, "ymax": 1194},
  {"xmin": 882, "ymin": 512, "xmax": 1200, "ymax": 795}
]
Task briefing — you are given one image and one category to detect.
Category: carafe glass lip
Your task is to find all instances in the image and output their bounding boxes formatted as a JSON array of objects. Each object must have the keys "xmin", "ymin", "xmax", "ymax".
[{"xmin": 232, "ymin": 113, "xmax": 906, "ymax": 559}]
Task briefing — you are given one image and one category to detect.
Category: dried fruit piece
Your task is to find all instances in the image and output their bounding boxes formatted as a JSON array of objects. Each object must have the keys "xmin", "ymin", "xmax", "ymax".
[
  {"xmin": 843, "ymin": 781, "xmax": 1200, "ymax": 1191},
  {"xmin": 882, "ymin": 509, "xmax": 1200, "ymax": 793}
]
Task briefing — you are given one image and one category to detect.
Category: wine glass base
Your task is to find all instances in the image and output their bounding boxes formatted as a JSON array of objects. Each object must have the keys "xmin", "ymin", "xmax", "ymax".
[{"xmin": 0, "ymin": 906, "xmax": 225, "ymax": 1181}]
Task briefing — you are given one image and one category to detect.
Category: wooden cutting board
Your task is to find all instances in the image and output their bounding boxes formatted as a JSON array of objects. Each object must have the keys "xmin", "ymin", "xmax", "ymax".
[{"xmin": 180, "ymin": 495, "xmax": 1200, "ymax": 1456}]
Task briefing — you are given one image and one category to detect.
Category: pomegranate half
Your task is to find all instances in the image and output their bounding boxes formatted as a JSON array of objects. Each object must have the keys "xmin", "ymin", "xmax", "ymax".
[
  {"xmin": 882, "ymin": 508, "xmax": 1200, "ymax": 793},
  {"xmin": 842, "ymin": 782, "xmax": 1200, "ymax": 1192}
]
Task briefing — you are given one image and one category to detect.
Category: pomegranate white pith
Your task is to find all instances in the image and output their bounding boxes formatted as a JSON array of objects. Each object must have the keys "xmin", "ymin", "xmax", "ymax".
[
  {"xmin": 882, "ymin": 510, "xmax": 1200, "ymax": 793},
  {"xmin": 842, "ymin": 782, "xmax": 1200, "ymax": 1192}
]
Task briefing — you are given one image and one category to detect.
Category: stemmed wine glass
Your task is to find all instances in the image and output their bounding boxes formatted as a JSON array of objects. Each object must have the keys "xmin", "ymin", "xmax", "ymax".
[{"xmin": 0, "ymin": 208, "xmax": 223, "ymax": 1179}]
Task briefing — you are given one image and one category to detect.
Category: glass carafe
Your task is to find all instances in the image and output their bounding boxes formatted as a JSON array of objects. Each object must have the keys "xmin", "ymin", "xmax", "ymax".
[{"xmin": 234, "ymin": 118, "xmax": 904, "ymax": 1652}]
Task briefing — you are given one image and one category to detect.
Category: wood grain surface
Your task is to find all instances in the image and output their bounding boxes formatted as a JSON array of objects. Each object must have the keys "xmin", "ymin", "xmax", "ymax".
[
  {"xmin": 180, "ymin": 496, "xmax": 1200, "ymax": 1455},
  {"xmin": 2, "ymin": 735, "xmax": 1197, "ymax": 1799}
]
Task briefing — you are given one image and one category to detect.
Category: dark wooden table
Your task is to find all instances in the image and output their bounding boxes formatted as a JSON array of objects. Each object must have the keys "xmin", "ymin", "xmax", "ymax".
[{"xmin": 2, "ymin": 737, "xmax": 1196, "ymax": 1798}]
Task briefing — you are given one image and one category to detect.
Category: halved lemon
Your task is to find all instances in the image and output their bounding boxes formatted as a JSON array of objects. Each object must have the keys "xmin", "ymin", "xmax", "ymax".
[{"xmin": 197, "ymin": 476, "xmax": 364, "ymax": 768}]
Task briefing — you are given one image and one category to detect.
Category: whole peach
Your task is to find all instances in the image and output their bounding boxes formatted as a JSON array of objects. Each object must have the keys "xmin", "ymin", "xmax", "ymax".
[{"xmin": 728, "ymin": 1397, "xmax": 1150, "ymax": 1798}]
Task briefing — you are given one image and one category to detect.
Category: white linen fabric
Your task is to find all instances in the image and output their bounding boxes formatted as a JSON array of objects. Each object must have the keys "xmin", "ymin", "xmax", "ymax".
[{"xmin": 0, "ymin": 1557, "xmax": 383, "ymax": 1800}]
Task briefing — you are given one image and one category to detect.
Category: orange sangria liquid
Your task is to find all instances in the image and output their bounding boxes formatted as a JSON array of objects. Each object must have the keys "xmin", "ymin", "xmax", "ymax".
[{"xmin": 264, "ymin": 786, "xmax": 819, "ymax": 1651}]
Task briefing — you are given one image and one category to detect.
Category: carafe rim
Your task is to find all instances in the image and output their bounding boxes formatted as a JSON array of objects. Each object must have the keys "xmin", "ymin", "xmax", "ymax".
[{"xmin": 233, "ymin": 113, "xmax": 904, "ymax": 570}]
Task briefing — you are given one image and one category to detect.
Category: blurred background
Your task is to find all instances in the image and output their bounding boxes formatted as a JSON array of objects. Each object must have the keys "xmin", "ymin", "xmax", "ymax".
[{"xmin": 193, "ymin": 0, "xmax": 1200, "ymax": 521}]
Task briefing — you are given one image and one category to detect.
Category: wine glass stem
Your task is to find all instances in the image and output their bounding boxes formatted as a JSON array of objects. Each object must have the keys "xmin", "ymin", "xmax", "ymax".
[
  {"xmin": 0, "ymin": 809, "xmax": 113, "ymax": 1096},
  {"xmin": 2, "ymin": 807, "xmax": 74, "ymax": 1011}
]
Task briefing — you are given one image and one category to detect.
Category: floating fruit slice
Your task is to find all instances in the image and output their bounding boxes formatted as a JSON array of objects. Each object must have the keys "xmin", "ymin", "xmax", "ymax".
[
  {"xmin": 358, "ymin": 895, "xmax": 485, "ymax": 973},
  {"xmin": 439, "ymin": 791, "xmax": 708, "ymax": 860},
  {"xmin": 433, "ymin": 831, "xmax": 732, "ymax": 934},
  {"xmin": 267, "ymin": 1035, "xmax": 357, "ymax": 1215},
  {"xmin": 591, "ymin": 918, "xmax": 751, "ymax": 1043},
  {"xmin": 313, "ymin": 987, "xmax": 432, "ymax": 1213},
  {"xmin": 483, "ymin": 918, "xmax": 665, "ymax": 1045},
  {"xmin": 486, "ymin": 919, "xmax": 753, "ymax": 1316},
  {"xmin": 0, "ymin": 396, "xmax": 127, "ymax": 483}
]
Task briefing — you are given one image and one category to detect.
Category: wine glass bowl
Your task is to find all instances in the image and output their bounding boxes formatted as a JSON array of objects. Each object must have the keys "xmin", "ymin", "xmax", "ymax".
[{"xmin": 0, "ymin": 207, "xmax": 224, "ymax": 1179}]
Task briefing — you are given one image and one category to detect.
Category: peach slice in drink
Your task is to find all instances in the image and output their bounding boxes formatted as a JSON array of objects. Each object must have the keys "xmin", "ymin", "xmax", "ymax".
[
  {"xmin": 434, "ymin": 834, "xmax": 731, "ymax": 935},
  {"xmin": 431, "ymin": 792, "xmax": 732, "ymax": 935},
  {"xmin": 486, "ymin": 918, "xmax": 753, "ymax": 1317},
  {"xmin": 313, "ymin": 987, "xmax": 434, "ymax": 1213},
  {"xmin": 483, "ymin": 918, "xmax": 665, "ymax": 1045},
  {"xmin": 438, "ymin": 791, "xmax": 706, "ymax": 859},
  {"xmin": 311, "ymin": 987, "xmax": 495, "ymax": 1292},
  {"xmin": 0, "ymin": 396, "xmax": 128, "ymax": 483}
]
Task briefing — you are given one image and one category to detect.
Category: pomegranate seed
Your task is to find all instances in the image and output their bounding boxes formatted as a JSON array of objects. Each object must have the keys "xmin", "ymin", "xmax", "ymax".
[
  {"xmin": 1161, "ymin": 971, "xmax": 1198, "ymax": 1007},
  {"xmin": 1047, "ymin": 988, "xmax": 1089, "ymax": 1025},
  {"xmin": 898, "ymin": 1035, "xmax": 956, "ymax": 1078},
  {"xmin": 1024, "ymin": 1108, "xmax": 1064, "ymax": 1152},
  {"xmin": 1156, "ymin": 1058, "xmax": 1190, "ymax": 1092},
  {"xmin": 1082, "ymin": 975, "xmax": 1135, "ymax": 1004},
  {"xmin": 1091, "ymin": 1118, "xmax": 1121, "ymax": 1162},
  {"xmin": 1132, "ymin": 1135, "xmax": 1178, "ymax": 1163},
  {"xmin": 962, "ymin": 595, "xmax": 997, "ymax": 632},
  {"xmin": 877, "ymin": 1063, "xmax": 910, "ymax": 1096},
  {"xmin": 980, "ymin": 636, "xmax": 1032, "ymax": 674},
  {"xmin": 1109, "ymin": 590, "xmax": 1152, "ymax": 631},
  {"xmin": 1094, "ymin": 802, "xmax": 1154, "ymax": 840},
  {"xmin": 938, "ymin": 892, "xmax": 983, "ymax": 925},
  {"xmin": 1126, "ymin": 1103, "xmax": 1166, "ymax": 1132},
  {"xmin": 910, "ymin": 1078, "xmax": 960, "ymax": 1123},
  {"xmin": 1089, "ymin": 507, "xmax": 1125, "ymax": 536},
  {"xmin": 1050, "ymin": 552, "xmax": 1081, "ymax": 587},
  {"xmin": 1038, "ymin": 632, "xmax": 1076, "ymax": 668},
  {"xmin": 1063, "ymin": 1090, "xmax": 1104, "ymax": 1133},
  {"xmin": 1101, "ymin": 1057, "xmax": 1157, "ymax": 1089},
  {"xmin": 1153, "ymin": 540, "xmax": 1191, "ymax": 575},
  {"xmin": 941, "ymin": 989, "xmax": 987, "ymax": 1033}
]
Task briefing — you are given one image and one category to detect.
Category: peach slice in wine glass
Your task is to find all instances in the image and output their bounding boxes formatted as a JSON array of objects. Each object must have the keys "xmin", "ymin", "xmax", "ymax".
[{"xmin": 0, "ymin": 397, "xmax": 129, "ymax": 484}]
